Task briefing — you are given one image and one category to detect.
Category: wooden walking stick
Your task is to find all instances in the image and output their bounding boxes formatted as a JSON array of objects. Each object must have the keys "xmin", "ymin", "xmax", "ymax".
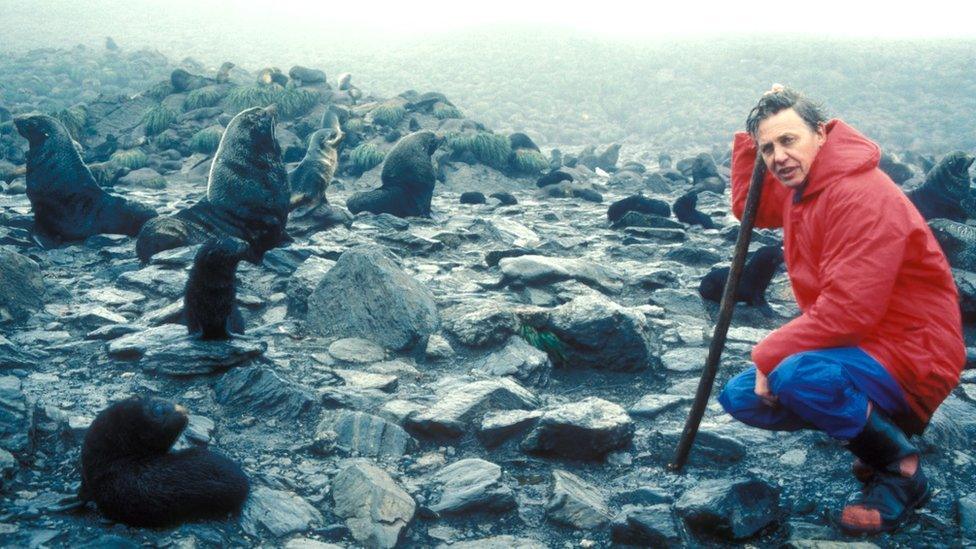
[{"xmin": 669, "ymin": 154, "xmax": 767, "ymax": 472}]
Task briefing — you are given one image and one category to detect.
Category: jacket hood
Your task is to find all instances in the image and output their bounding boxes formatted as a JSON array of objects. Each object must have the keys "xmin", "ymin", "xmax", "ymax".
[
  {"xmin": 731, "ymin": 119, "xmax": 881, "ymax": 202},
  {"xmin": 800, "ymin": 119, "xmax": 880, "ymax": 200}
]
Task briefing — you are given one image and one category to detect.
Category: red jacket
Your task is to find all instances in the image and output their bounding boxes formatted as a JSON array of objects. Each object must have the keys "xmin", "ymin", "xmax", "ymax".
[{"xmin": 731, "ymin": 119, "xmax": 965, "ymax": 428}]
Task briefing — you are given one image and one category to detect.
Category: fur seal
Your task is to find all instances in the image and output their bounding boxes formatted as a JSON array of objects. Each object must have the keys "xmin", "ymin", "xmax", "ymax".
[
  {"xmin": 673, "ymin": 190, "xmax": 716, "ymax": 229},
  {"xmin": 607, "ymin": 194, "xmax": 670, "ymax": 224},
  {"xmin": 906, "ymin": 151, "xmax": 974, "ymax": 222},
  {"xmin": 509, "ymin": 132, "xmax": 540, "ymax": 152},
  {"xmin": 536, "ymin": 169, "xmax": 573, "ymax": 188},
  {"xmin": 170, "ymin": 68, "xmax": 214, "ymax": 93},
  {"xmin": 256, "ymin": 67, "xmax": 288, "ymax": 87},
  {"xmin": 490, "ymin": 192, "xmax": 518, "ymax": 206},
  {"xmin": 184, "ymin": 238, "xmax": 247, "ymax": 339},
  {"xmin": 460, "ymin": 191, "xmax": 486, "ymax": 204},
  {"xmin": 80, "ymin": 396, "xmax": 249, "ymax": 527},
  {"xmin": 136, "ymin": 105, "xmax": 288, "ymax": 262},
  {"xmin": 13, "ymin": 114, "xmax": 156, "ymax": 242},
  {"xmin": 346, "ymin": 131, "xmax": 442, "ymax": 218},
  {"xmin": 289, "ymin": 110, "xmax": 344, "ymax": 214},
  {"xmin": 215, "ymin": 62, "xmax": 235, "ymax": 84},
  {"xmin": 698, "ymin": 245, "xmax": 784, "ymax": 306}
]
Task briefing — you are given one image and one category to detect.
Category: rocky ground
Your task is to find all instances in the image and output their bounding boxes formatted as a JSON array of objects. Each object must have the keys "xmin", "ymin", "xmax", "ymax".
[{"xmin": 1, "ymin": 45, "xmax": 976, "ymax": 548}]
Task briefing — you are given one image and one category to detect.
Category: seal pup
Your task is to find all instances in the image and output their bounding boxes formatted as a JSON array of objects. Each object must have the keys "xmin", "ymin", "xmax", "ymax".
[
  {"xmin": 215, "ymin": 61, "xmax": 235, "ymax": 84},
  {"xmin": 698, "ymin": 245, "xmax": 785, "ymax": 306},
  {"xmin": 346, "ymin": 131, "xmax": 442, "ymax": 218},
  {"xmin": 490, "ymin": 192, "xmax": 518, "ymax": 206},
  {"xmin": 673, "ymin": 190, "xmax": 716, "ymax": 229},
  {"xmin": 906, "ymin": 151, "xmax": 974, "ymax": 222},
  {"xmin": 80, "ymin": 396, "xmax": 249, "ymax": 527},
  {"xmin": 537, "ymin": 169, "xmax": 573, "ymax": 188},
  {"xmin": 460, "ymin": 191, "xmax": 486, "ymax": 204},
  {"xmin": 136, "ymin": 105, "xmax": 288, "ymax": 262},
  {"xmin": 184, "ymin": 238, "xmax": 248, "ymax": 340},
  {"xmin": 288, "ymin": 109, "xmax": 344, "ymax": 214},
  {"xmin": 14, "ymin": 114, "xmax": 156, "ymax": 242}
]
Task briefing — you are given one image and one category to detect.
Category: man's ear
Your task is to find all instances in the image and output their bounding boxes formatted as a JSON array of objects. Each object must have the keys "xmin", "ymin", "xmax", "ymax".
[{"xmin": 815, "ymin": 122, "xmax": 826, "ymax": 145}]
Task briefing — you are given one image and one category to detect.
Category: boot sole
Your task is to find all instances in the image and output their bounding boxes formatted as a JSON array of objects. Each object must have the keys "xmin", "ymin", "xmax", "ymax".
[{"xmin": 837, "ymin": 484, "xmax": 932, "ymax": 535}]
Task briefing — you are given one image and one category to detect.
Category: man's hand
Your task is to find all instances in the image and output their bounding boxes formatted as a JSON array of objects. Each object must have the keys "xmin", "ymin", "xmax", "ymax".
[{"xmin": 754, "ymin": 369, "xmax": 778, "ymax": 406}]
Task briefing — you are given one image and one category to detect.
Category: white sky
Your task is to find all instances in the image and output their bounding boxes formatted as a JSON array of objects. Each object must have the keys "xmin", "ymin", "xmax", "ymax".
[
  {"xmin": 3, "ymin": 0, "xmax": 974, "ymax": 41},
  {"xmin": 214, "ymin": 0, "xmax": 974, "ymax": 38}
]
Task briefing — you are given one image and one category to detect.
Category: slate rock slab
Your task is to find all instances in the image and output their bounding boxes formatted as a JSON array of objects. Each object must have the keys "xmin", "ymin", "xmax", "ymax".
[
  {"xmin": 611, "ymin": 504, "xmax": 682, "ymax": 547},
  {"xmin": 332, "ymin": 459, "xmax": 415, "ymax": 549},
  {"xmin": 427, "ymin": 458, "xmax": 515, "ymax": 515},
  {"xmin": 215, "ymin": 366, "xmax": 320, "ymax": 421},
  {"xmin": 406, "ymin": 377, "xmax": 539, "ymax": 439},
  {"xmin": 0, "ymin": 248, "xmax": 43, "ymax": 323},
  {"xmin": 316, "ymin": 410, "xmax": 415, "ymax": 460},
  {"xmin": 521, "ymin": 397, "xmax": 633, "ymax": 460},
  {"xmin": 545, "ymin": 470, "xmax": 611, "ymax": 529},
  {"xmin": 0, "ymin": 376, "xmax": 33, "ymax": 459},
  {"xmin": 471, "ymin": 337, "xmax": 551, "ymax": 388},
  {"xmin": 674, "ymin": 477, "xmax": 780, "ymax": 541},
  {"xmin": 107, "ymin": 324, "xmax": 266, "ymax": 375},
  {"xmin": 307, "ymin": 245, "xmax": 439, "ymax": 351},
  {"xmin": 242, "ymin": 486, "xmax": 323, "ymax": 538}
]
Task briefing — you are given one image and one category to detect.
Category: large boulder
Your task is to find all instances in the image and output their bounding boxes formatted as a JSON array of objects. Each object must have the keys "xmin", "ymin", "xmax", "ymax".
[
  {"xmin": 0, "ymin": 248, "xmax": 44, "ymax": 323},
  {"xmin": 406, "ymin": 377, "xmax": 539, "ymax": 439},
  {"xmin": 540, "ymin": 294, "xmax": 662, "ymax": 371},
  {"xmin": 332, "ymin": 459, "xmax": 415, "ymax": 549},
  {"xmin": 521, "ymin": 397, "xmax": 634, "ymax": 460},
  {"xmin": 306, "ymin": 246, "xmax": 439, "ymax": 351}
]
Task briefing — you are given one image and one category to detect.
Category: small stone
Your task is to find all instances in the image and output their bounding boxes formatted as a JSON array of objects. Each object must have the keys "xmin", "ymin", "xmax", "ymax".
[
  {"xmin": 674, "ymin": 477, "xmax": 780, "ymax": 541},
  {"xmin": 242, "ymin": 486, "xmax": 323, "ymax": 538},
  {"xmin": 425, "ymin": 333, "xmax": 454, "ymax": 360}
]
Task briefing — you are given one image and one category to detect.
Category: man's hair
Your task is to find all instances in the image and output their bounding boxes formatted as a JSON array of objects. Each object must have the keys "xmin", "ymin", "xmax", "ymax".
[{"xmin": 745, "ymin": 87, "xmax": 827, "ymax": 138}]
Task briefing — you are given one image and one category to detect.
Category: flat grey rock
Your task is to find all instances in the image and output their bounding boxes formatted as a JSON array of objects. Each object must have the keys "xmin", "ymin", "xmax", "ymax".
[
  {"xmin": 328, "ymin": 337, "xmax": 386, "ymax": 363},
  {"xmin": 521, "ymin": 396, "xmax": 633, "ymax": 460},
  {"xmin": 242, "ymin": 486, "xmax": 323, "ymax": 538},
  {"xmin": 674, "ymin": 476, "xmax": 780, "ymax": 541},
  {"xmin": 441, "ymin": 300, "xmax": 518, "ymax": 348},
  {"xmin": 0, "ymin": 248, "xmax": 43, "ymax": 323},
  {"xmin": 0, "ymin": 376, "xmax": 33, "ymax": 458},
  {"xmin": 406, "ymin": 377, "xmax": 539, "ymax": 439},
  {"xmin": 471, "ymin": 337, "xmax": 551, "ymax": 388},
  {"xmin": 628, "ymin": 393, "xmax": 691, "ymax": 419},
  {"xmin": 427, "ymin": 458, "xmax": 515, "ymax": 515},
  {"xmin": 332, "ymin": 459, "xmax": 415, "ymax": 549},
  {"xmin": 317, "ymin": 410, "xmax": 415, "ymax": 460},
  {"xmin": 612, "ymin": 504, "xmax": 682, "ymax": 547},
  {"xmin": 215, "ymin": 366, "xmax": 320, "ymax": 421},
  {"xmin": 107, "ymin": 324, "xmax": 265, "ymax": 375},
  {"xmin": 545, "ymin": 470, "xmax": 611, "ymax": 530},
  {"xmin": 498, "ymin": 254, "xmax": 623, "ymax": 293}
]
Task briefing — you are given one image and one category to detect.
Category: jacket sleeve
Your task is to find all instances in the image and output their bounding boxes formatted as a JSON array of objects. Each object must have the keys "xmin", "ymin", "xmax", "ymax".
[
  {"xmin": 730, "ymin": 132, "xmax": 791, "ymax": 228},
  {"xmin": 751, "ymin": 179, "xmax": 911, "ymax": 374}
]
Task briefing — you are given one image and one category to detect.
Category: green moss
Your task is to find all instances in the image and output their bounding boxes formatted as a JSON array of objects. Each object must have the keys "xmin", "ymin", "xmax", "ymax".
[
  {"xmin": 224, "ymin": 84, "xmax": 320, "ymax": 119},
  {"xmin": 343, "ymin": 118, "xmax": 366, "ymax": 134},
  {"xmin": 433, "ymin": 103, "xmax": 462, "ymax": 120},
  {"xmin": 371, "ymin": 103, "xmax": 406, "ymax": 127},
  {"xmin": 349, "ymin": 143, "xmax": 385, "ymax": 175},
  {"xmin": 109, "ymin": 149, "xmax": 149, "ymax": 170},
  {"xmin": 518, "ymin": 324, "xmax": 566, "ymax": 366},
  {"xmin": 510, "ymin": 149, "xmax": 549, "ymax": 175},
  {"xmin": 143, "ymin": 80, "xmax": 174, "ymax": 101},
  {"xmin": 189, "ymin": 126, "xmax": 224, "ymax": 154},
  {"xmin": 142, "ymin": 105, "xmax": 177, "ymax": 136},
  {"xmin": 53, "ymin": 105, "xmax": 88, "ymax": 141},
  {"xmin": 447, "ymin": 131, "xmax": 512, "ymax": 170},
  {"xmin": 183, "ymin": 86, "xmax": 225, "ymax": 111}
]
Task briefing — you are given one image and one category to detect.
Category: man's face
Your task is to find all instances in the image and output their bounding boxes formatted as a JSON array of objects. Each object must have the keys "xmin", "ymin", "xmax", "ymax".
[{"xmin": 756, "ymin": 108, "xmax": 826, "ymax": 188}]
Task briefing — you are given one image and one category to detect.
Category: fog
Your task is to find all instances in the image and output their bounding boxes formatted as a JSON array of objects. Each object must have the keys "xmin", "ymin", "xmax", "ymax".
[{"xmin": 2, "ymin": 0, "xmax": 975, "ymax": 152}]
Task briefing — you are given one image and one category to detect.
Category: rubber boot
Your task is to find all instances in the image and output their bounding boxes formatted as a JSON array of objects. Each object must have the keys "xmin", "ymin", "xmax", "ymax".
[{"xmin": 839, "ymin": 409, "xmax": 930, "ymax": 534}]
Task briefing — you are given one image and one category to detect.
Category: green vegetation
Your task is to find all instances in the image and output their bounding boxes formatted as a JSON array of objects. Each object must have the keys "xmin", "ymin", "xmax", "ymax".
[
  {"xmin": 509, "ymin": 149, "xmax": 548, "ymax": 175},
  {"xmin": 348, "ymin": 143, "xmax": 385, "ymax": 175},
  {"xmin": 142, "ymin": 105, "xmax": 177, "ymax": 136},
  {"xmin": 518, "ymin": 324, "xmax": 566, "ymax": 366},
  {"xmin": 433, "ymin": 103, "xmax": 463, "ymax": 119},
  {"xmin": 183, "ymin": 86, "xmax": 225, "ymax": 111},
  {"xmin": 109, "ymin": 149, "xmax": 149, "ymax": 170},
  {"xmin": 224, "ymin": 84, "xmax": 320, "ymax": 119},
  {"xmin": 447, "ymin": 131, "xmax": 512, "ymax": 170},
  {"xmin": 371, "ymin": 103, "xmax": 406, "ymax": 127},
  {"xmin": 53, "ymin": 105, "xmax": 88, "ymax": 141},
  {"xmin": 189, "ymin": 126, "xmax": 224, "ymax": 154},
  {"xmin": 143, "ymin": 80, "xmax": 174, "ymax": 101},
  {"xmin": 343, "ymin": 118, "xmax": 366, "ymax": 134}
]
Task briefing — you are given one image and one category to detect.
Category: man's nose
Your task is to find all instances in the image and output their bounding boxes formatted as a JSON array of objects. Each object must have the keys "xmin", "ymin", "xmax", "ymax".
[{"xmin": 772, "ymin": 145, "xmax": 789, "ymax": 164}]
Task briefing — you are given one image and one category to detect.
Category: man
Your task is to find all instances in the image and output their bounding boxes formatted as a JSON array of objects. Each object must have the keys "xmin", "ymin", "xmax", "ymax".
[{"xmin": 718, "ymin": 85, "xmax": 965, "ymax": 534}]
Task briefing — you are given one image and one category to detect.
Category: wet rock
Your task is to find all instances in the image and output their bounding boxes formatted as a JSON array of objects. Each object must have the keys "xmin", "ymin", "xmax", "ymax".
[
  {"xmin": 306, "ymin": 245, "xmax": 439, "ymax": 351},
  {"xmin": 0, "ymin": 376, "xmax": 33, "ymax": 459},
  {"xmin": 332, "ymin": 459, "xmax": 415, "ymax": 549},
  {"xmin": 660, "ymin": 347, "xmax": 709, "ymax": 372},
  {"xmin": 242, "ymin": 486, "xmax": 323, "ymax": 538},
  {"xmin": 427, "ymin": 458, "xmax": 515, "ymax": 514},
  {"xmin": 317, "ymin": 410, "xmax": 415, "ymax": 460},
  {"xmin": 0, "ymin": 336, "xmax": 42, "ymax": 369},
  {"xmin": 328, "ymin": 337, "xmax": 386, "ymax": 363},
  {"xmin": 611, "ymin": 504, "xmax": 682, "ymax": 547},
  {"xmin": 521, "ymin": 397, "xmax": 634, "ymax": 460},
  {"xmin": 471, "ymin": 337, "xmax": 551, "ymax": 388},
  {"xmin": 405, "ymin": 377, "xmax": 539, "ymax": 439},
  {"xmin": 545, "ymin": 470, "xmax": 611, "ymax": 529},
  {"xmin": 71, "ymin": 306, "xmax": 127, "ymax": 328},
  {"xmin": 628, "ymin": 393, "xmax": 692, "ymax": 419},
  {"xmin": 0, "ymin": 248, "xmax": 43, "ymax": 323},
  {"xmin": 284, "ymin": 539, "xmax": 344, "ymax": 549},
  {"xmin": 117, "ymin": 265, "xmax": 188, "ymax": 298},
  {"xmin": 424, "ymin": 333, "xmax": 454, "ymax": 360},
  {"xmin": 959, "ymin": 493, "xmax": 976, "ymax": 541},
  {"xmin": 645, "ymin": 429, "xmax": 746, "ymax": 465},
  {"xmin": 477, "ymin": 409, "xmax": 543, "ymax": 447},
  {"xmin": 931, "ymin": 219, "xmax": 976, "ymax": 272},
  {"xmin": 289, "ymin": 65, "xmax": 326, "ymax": 84},
  {"xmin": 436, "ymin": 536, "xmax": 547, "ymax": 549},
  {"xmin": 611, "ymin": 211, "xmax": 683, "ymax": 230},
  {"xmin": 674, "ymin": 477, "xmax": 780, "ymax": 541},
  {"xmin": 116, "ymin": 167, "xmax": 165, "ymax": 188},
  {"xmin": 543, "ymin": 294, "xmax": 661, "ymax": 371},
  {"xmin": 497, "ymin": 255, "xmax": 623, "ymax": 294},
  {"xmin": 285, "ymin": 256, "xmax": 335, "ymax": 316},
  {"xmin": 441, "ymin": 301, "xmax": 518, "ymax": 348},
  {"xmin": 107, "ymin": 324, "xmax": 266, "ymax": 374},
  {"xmin": 215, "ymin": 365, "xmax": 320, "ymax": 421},
  {"xmin": 331, "ymin": 369, "xmax": 398, "ymax": 392},
  {"xmin": 953, "ymin": 269, "xmax": 976, "ymax": 322}
]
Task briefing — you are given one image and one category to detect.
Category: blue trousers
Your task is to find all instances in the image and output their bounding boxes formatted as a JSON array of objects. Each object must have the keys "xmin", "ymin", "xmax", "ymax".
[{"xmin": 718, "ymin": 347, "xmax": 912, "ymax": 440}]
